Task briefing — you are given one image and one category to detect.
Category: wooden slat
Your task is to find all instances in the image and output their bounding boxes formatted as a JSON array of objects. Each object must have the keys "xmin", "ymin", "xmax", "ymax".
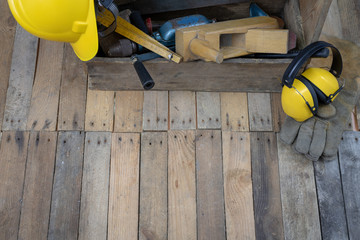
[
  {"xmin": 337, "ymin": 0, "xmax": 360, "ymax": 45},
  {"xmin": 251, "ymin": 132, "xmax": 284, "ymax": 240},
  {"xmin": 196, "ymin": 92, "xmax": 221, "ymax": 129},
  {"xmin": 0, "ymin": 132, "xmax": 30, "ymax": 240},
  {"xmin": 339, "ymin": 131, "xmax": 360, "ymax": 240},
  {"xmin": 79, "ymin": 132, "xmax": 111, "ymax": 240},
  {"xmin": 85, "ymin": 90, "xmax": 114, "ymax": 131},
  {"xmin": 142, "ymin": 91, "xmax": 168, "ymax": 131},
  {"xmin": 248, "ymin": 93, "xmax": 273, "ymax": 131},
  {"xmin": 58, "ymin": 44, "xmax": 87, "ymax": 131},
  {"xmin": 169, "ymin": 91, "xmax": 196, "ymax": 130},
  {"xmin": 222, "ymin": 132, "xmax": 255, "ymax": 240},
  {"xmin": 139, "ymin": 132, "xmax": 168, "ymax": 240},
  {"xmin": 277, "ymin": 136, "xmax": 321, "ymax": 240},
  {"xmin": 196, "ymin": 130, "xmax": 225, "ymax": 240},
  {"xmin": 109, "ymin": 133, "xmax": 140, "ymax": 240},
  {"xmin": 314, "ymin": 159, "xmax": 349, "ymax": 240},
  {"xmin": 284, "ymin": 0, "xmax": 306, "ymax": 48},
  {"xmin": 220, "ymin": 92, "xmax": 249, "ymax": 131},
  {"xmin": 18, "ymin": 132, "xmax": 57, "ymax": 240},
  {"xmin": 48, "ymin": 131, "xmax": 85, "ymax": 239},
  {"xmin": 114, "ymin": 91, "xmax": 143, "ymax": 132},
  {"xmin": 168, "ymin": 130, "xmax": 196, "ymax": 240},
  {"xmin": 271, "ymin": 92, "xmax": 286, "ymax": 132},
  {"xmin": 0, "ymin": 0, "xmax": 17, "ymax": 130},
  {"xmin": 321, "ymin": 0, "xmax": 344, "ymax": 39},
  {"xmin": 2, "ymin": 25, "xmax": 38, "ymax": 131},
  {"xmin": 26, "ymin": 40, "xmax": 64, "ymax": 131}
]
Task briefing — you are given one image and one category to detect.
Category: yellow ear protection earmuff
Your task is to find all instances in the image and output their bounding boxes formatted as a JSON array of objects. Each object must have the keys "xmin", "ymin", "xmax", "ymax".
[{"xmin": 281, "ymin": 41, "xmax": 344, "ymax": 122}]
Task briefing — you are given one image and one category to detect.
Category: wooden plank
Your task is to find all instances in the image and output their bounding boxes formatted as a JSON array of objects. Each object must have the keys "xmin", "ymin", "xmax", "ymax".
[
  {"xmin": 271, "ymin": 92, "xmax": 286, "ymax": 133},
  {"xmin": 0, "ymin": 0, "xmax": 17, "ymax": 130},
  {"xmin": 251, "ymin": 132, "xmax": 284, "ymax": 240},
  {"xmin": 114, "ymin": 91, "xmax": 143, "ymax": 132},
  {"xmin": 277, "ymin": 135, "xmax": 321, "ymax": 240},
  {"xmin": 196, "ymin": 130, "xmax": 226, "ymax": 240},
  {"xmin": 108, "ymin": 133, "xmax": 140, "ymax": 240},
  {"xmin": 88, "ymin": 58, "xmax": 289, "ymax": 92},
  {"xmin": 18, "ymin": 132, "xmax": 57, "ymax": 240},
  {"xmin": 2, "ymin": 25, "xmax": 38, "ymax": 130},
  {"xmin": 339, "ymin": 131, "xmax": 360, "ymax": 240},
  {"xmin": 26, "ymin": 40, "xmax": 64, "ymax": 131},
  {"xmin": 79, "ymin": 132, "xmax": 111, "ymax": 240},
  {"xmin": 48, "ymin": 131, "xmax": 85, "ymax": 239},
  {"xmin": 196, "ymin": 92, "xmax": 221, "ymax": 129},
  {"xmin": 337, "ymin": 0, "xmax": 360, "ymax": 45},
  {"xmin": 314, "ymin": 158, "xmax": 349, "ymax": 240},
  {"xmin": 169, "ymin": 91, "xmax": 196, "ymax": 130},
  {"xmin": 0, "ymin": 131, "xmax": 30, "ymax": 240},
  {"xmin": 321, "ymin": 0, "xmax": 344, "ymax": 39},
  {"xmin": 58, "ymin": 44, "xmax": 87, "ymax": 131},
  {"xmin": 139, "ymin": 132, "xmax": 168, "ymax": 240},
  {"xmin": 220, "ymin": 92, "xmax": 249, "ymax": 131},
  {"xmin": 222, "ymin": 132, "xmax": 255, "ymax": 240},
  {"xmin": 168, "ymin": 130, "xmax": 196, "ymax": 240},
  {"xmin": 142, "ymin": 91, "xmax": 168, "ymax": 131},
  {"xmin": 85, "ymin": 90, "xmax": 114, "ymax": 131},
  {"xmin": 248, "ymin": 93, "xmax": 273, "ymax": 131}
]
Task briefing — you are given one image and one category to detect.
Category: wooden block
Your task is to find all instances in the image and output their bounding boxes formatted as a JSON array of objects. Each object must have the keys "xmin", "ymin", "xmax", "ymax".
[
  {"xmin": 220, "ymin": 92, "xmax": 249, "ymax": 131},
  {"xmin": 139, "ymin": 132, "xmax": 168, "ymax": 240},
  {"xmin": 109, "ymin": 133, "xmax": 140, "ymax": 240},
  {"xmin": 248, "ymin": 93, "xmax": 273, "ymax": 131},
  {"xmin": 169, "ymin": 91, "xmax": 196, "ymax": 130},
  {"xmin": 222, "ymin": 132, "xmax": 255, "ymax": 240},
  {"xmin": 48, "ymin": 131, "xmax": 85, "ymax": 239},
  {"xmin": 314, "ymin": 158, "xmax": 349, "ymax": 240},
  {"xmin": 196, "ymin": 130, "xmax": 226, "ymax": 240},
  {"xmin": 271, "ymin": 92, "xmax": 286, "ymax": 132},
  {"xmin": 142, "ymin": 91, "xmax": 168, "ymax": 131},
  {"xmin": 277, "ymin": 135, "xmax": 321, "ymax": 240},
  {"xmin": 245, "ymin": 29, "xmax": 289, "ymax": 54},
  {"xmin": 18, "ymin": 132, "xmax": 57, "ymax": 240},
  {"xmin": 79, "ymin": 132, "xmax": 111, "ymax": 240},
  {"xmin": 85, "ymin": 90, "xmax": 114, "ymax": 131},
  {"xmin": 2, "ymin": 25, "xmax": 38, "ymax": 130},
  {"xmin": 114, "ymin": 91, "xmax": 143, "ymax": 132},
  {"xmin": 0, "ymin": 132, "xmax": 30, "ymax": 239},
  {"xmin": 168, "ymin": 130, "xmax": 196, "ymax": 240},
  {"xmin": 339, "ymin": 131, "xmax": 360, "ymax": 240},
  {"xmin": 27, "ymin": 40, "xmax": 64, "ymax": 131},
  {"xmin": 58, "ymin": 44, "xmax": 87, "ymax": 131},
  {"xmin": 196, "ymin": 92, "xmax": 221, "ymax": 129}
]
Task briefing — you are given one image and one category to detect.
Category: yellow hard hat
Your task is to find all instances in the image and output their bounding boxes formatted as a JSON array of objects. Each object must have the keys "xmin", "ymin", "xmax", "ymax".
[{"xmin": 7, "ymin": 0, "xmax": 98, "ymax": 61}]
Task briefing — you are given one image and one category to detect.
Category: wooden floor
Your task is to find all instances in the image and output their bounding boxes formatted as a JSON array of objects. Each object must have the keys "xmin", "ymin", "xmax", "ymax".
[{"xmin": 1, "ymin": 1, "xmax": 360, "ymax": 240}]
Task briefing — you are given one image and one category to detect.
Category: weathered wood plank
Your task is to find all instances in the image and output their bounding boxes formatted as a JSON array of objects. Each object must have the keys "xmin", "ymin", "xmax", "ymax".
[
  {"xmin": 114, "ymin": 91, "xmax": 143, "ymax": 132},
  {"xmin": 26, "ymin": 40, "xmax": 64, "ymax": 131},
  {"xmin": 85, "ymin": 90, "xmax": 114, "ymax": 132},
  {"xmin": 321, "ymin": 0, "xmax": 343, "ymax": 39},
  {"xmin": 196, "ymin": 130, "xmax": 225, "ymax": 240},
  {"xmin": 18, "ymin": 132, "xmax": 57, "ymax": 240},
  {"xmin": 196, "ymin": 92, "xmax": 221, "ymax": 129},
  {"xmin": 220, "ymin": 92, "xmax": 249, "ymax": 131},
  {"xmin": 284, "ymin": 0, "xmax": 306, "ymax": 48},
  {"xmin": 139, "ymin": 132, "xmax": 168, "ymax": 240},
  {"xmin": 168, "ymin": 130, "xmax": 196, "ymax": 240},
  {"xmin": 277, "ymin": 135, "xmax": 321, "ymax": 240},
  {"xmin": 337, "ymin": 0, "xmax": 360, "ymax": 45},
  {"xmin": 271, "ymin": 92, "xmax": 286, "ymax": 133},
  {"xmin": 314, "ymin": 158, "xmax": 349, "ymax": 240},
  {"xmin": 0, "ymin": 132, "xmax": 30, "ymax": 240},
  {"xmin": 251, "ymin": 132, "xmax": 284, "ymax": 240},
  {"xmin": 222, "ymin": 132, "xmax": 255, "ymax": 240},
  {"xmin": 79, "ymin": 132, "xmax": 111, "ymax": 240},
  {"xmin": 248, "ymin": 93, "xmax": 273, "ymax": 131},
  {"xmin": 143, "ymin": 91, "xmax": 168, "ymax": 131},
  {"xmin": 88, "ymin": 58, "xmax": 288, "ymax": 92},
  {"xmin": 58, "ymin": 44, "xmax": 87, "ymax": 130},
  {"xmin": 2, "ymin": 25, "xmax": 38, "ymax": 130},
  {"xmin": 109, "ymin": 133, "xmax": 140, "ymax": 240},
  {"xmin": 169, "ymin": 91, "xmax": 196, "ymax": 130},
  {"xmin": 339, "ymin": 131, "xmax": 360, "ymax": 240},
  {"xmin": 48, "ymin": 131, "xmax": 84, "ymax": 239}
]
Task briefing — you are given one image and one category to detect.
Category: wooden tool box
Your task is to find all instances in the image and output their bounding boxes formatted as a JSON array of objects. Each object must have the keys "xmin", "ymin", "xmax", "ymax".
[{"xmin": 87, "ymin": 0, "xmax": 332, "ymax": 92}]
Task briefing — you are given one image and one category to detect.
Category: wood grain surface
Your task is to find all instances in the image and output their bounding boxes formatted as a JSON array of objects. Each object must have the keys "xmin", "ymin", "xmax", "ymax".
[
  {"xmin": 196, "ymin": 92, "xmax": 221, "ymax": 129},
  {"xmin": 143, "ymin": 91, "xmax": 169, "ymax": 131},
  {"xmin": 271, "ymin": 92, "xmax": 286, "ymax": 133},
  {"xmin": 169, "ymin": 91, "xmax": 196, "ymax": 130},
  {"xmin": 221, "ymin": 92, "xmax": 249, "ymax": 131},
  {"xmin": 248, "ymin": 93, "xmax": 273, "ymax": 131}
]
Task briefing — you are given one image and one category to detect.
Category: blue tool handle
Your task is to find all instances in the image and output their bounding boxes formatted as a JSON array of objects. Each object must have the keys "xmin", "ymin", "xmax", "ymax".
[{"xmin": 133, "ymin": 58, "xmax": 155, "ymax": 90}]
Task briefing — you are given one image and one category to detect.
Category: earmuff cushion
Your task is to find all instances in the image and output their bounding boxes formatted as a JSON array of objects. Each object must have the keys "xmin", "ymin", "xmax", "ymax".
[
  {"xmin": 300, "ymin": 75, "xmax": 330, "ymax": 104},
  {"xmin": 298, "ymin": 76, "xmax": 319, "ymax": 115}
]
